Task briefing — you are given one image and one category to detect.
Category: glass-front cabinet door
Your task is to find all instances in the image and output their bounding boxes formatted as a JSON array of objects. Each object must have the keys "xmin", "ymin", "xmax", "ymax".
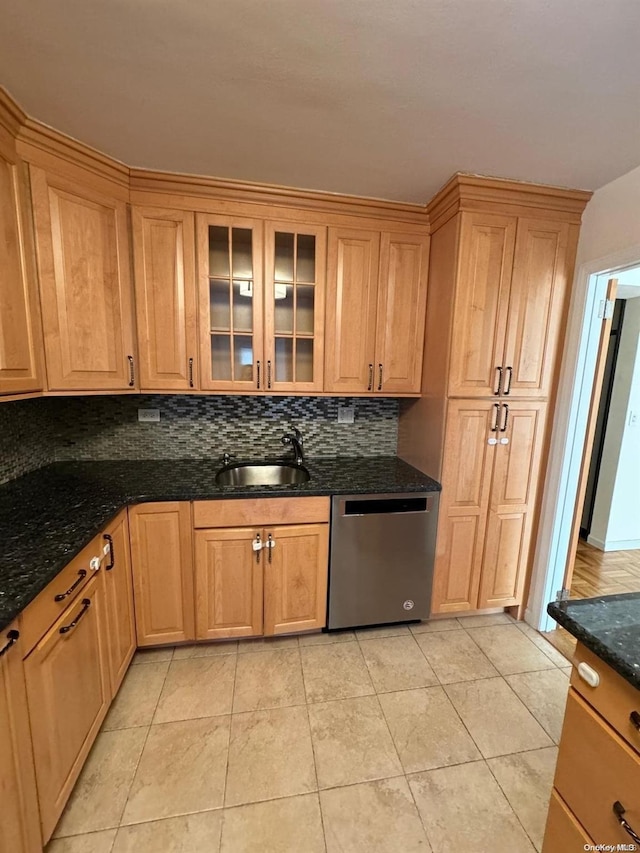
[
  {"xmin": 197, "ymin": 215, "xmax": 264, "ymax": 390},
  {"xmin": 264, "ymin": 223, "xmax": 326, "ymax": 392}
]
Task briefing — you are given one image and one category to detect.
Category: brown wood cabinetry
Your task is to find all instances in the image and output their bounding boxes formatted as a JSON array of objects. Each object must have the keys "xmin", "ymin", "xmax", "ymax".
[
  {"xmin": 30, "ymin": 166, "xmax": 137, "ymax": 392},
  {"xmin": 432, "ymin": 399, "xmax": 547, "ymax": 613},
  {"xmin": 325, "ymin": 227, "xmax": 429, "ymax": 394},
  {"xmin": 128, "ymin": 502, "xmax": 195, "ymax": 646},
  {"xmin": 132, "ymin": 207, "xmax": 198, "ymax": 391},
  {"xmin": 24, "ymin": 574, "xmax": 111, "ymax": 843},
  {"xmin": 102, "ymin": 510, "xmax": 136, "ymax": 693},
  {"xmin": 0, "ymin": 624, "xmax": 41, "ymax": 853},
  {"xmin": 0, "ymin": 126, "xmax": 43, "ymax": 397},
  {"xmin": 193, "ymin": 498, "xmax": 330, "ymax": 640}
]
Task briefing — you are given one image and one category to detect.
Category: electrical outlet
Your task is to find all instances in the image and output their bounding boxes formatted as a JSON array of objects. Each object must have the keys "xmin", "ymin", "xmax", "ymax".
[
  {"xmin": 337, "ymin": 405, "xmax": 355, "ymax": 424},
  {"xmin": 138, "ymin": 409, "xmax": 160, "ymax": 423}
]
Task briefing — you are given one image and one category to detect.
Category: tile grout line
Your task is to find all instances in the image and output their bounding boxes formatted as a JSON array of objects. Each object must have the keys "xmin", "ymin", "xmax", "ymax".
[{"xmin": 484, "ymin": 755, "xmax": 544, "ymax": 851}]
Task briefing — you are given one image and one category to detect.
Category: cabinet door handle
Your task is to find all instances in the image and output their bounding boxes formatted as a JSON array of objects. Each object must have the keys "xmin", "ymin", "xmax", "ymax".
[
  {"xmin": 500, "ymin": 404, "xmax": 509, "ymax": 433},
  {"xmin": 256, "ymin": 360, "xmax": 261, "ymax": 390},
  {"xmin": 127, "ymin": 355, "xmax": 135, "ymax": 387},
  {"xmin": 267, "ymin": 360, "xmax": 272, "ymax": 389},
  {"xmin": 367, "ymin": 364, "xmax": 373, "ymax": 392},
  {"xmin": 103, "ymin": 533, "xmax": 115, "ymax": 571},
  {"xmin": 54, "ymin": 569, "xmax": 87, "ymax": 602},
  {"xmin": 491, "ymin": 403, "xmax": 501, "ymax": 432},
  {"xmin": 0, "ymin": 629, "xmax": 19, "ymax": 658},
  {"xmin": 59, "ymin": 598, "xmax": 91, "ymax": 635},
  {"xmin": 188, "ymin": 357, "xmax": 194, "ymax": 388},
  {"xmin": 267, "ymin": 532, "xmax": 275, "ymax": 564},
  {"xmin": 253, "ymin": 533, "xmax": 262, "ymax": 564},
  {"xmin": 494, "ymin": 366, "xmax": 503, "ymax": 395},
  {"xmin": 377, "ymin": 364, "xmax": 383, "ymax": 392},
  {"xmin": 614, "ymin": 801, "xmax": 640, "ymax": 845},
  {"xmin": 503, "ymin": 365, "xmax": 513, "ymax": 395},
  {"xmin": 630, "ymin": 710, "xmax": 640, "ymax": 731}
]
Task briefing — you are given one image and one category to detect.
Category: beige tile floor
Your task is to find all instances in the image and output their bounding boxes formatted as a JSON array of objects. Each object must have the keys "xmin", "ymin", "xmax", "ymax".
[{"xmin": 47, "ymin": 613, "xmax": 571, "ymax": 853}]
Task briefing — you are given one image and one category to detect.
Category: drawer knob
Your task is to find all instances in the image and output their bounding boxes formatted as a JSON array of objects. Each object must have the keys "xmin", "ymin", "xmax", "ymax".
[
  {"xmin": 614, "ymin": 801, "xmax": 640, "ymax": 845},
  {"xmin": 577, "ymin": 661, "xmax": 600, "ymax": 688}
]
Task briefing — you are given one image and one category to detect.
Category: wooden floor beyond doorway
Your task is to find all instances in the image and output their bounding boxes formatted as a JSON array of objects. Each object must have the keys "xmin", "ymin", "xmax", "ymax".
[{"xmin": 571, "ymin": 539, "xmax": 640, "ymax": 599}]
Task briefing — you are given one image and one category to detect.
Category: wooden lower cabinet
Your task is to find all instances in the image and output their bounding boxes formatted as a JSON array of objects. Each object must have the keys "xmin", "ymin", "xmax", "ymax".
[
  {"xmin": 129, "ymin": 502, "xmax": 195, "ymax": 646},
  {"xmin": 194, "ymin": 521, "xmax": 329, "ymax": 640},
  {"xmin": 264, "ymin": 523, "xmax": 329, "ymax": 635},
  {"xmin": 24, "ymin": 574, "xmax": 111, "ymax": 843},
  {"xmin": 102, "ymin": 511, "xmax": 136, "ymax": 692},
  {"xmin": 0, "ymin": 623, "xmax": 41, "ymax": 853},
  {"xmin": 543, "ymin": 791, "xmax": 593, "ymax": 852},
  {"xmin": 433, "ymin": 399, "xmax": 547, "ymax": 613},
  {"xmin": 194, "ymin": 527, "xmax": 264, "ymax": 639}
]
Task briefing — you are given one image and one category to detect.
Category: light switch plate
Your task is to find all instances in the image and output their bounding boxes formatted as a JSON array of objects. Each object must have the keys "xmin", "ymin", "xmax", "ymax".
[
  {"xmin": 337, "ymin": 405, "xmax": 355, "ymax": 424},
  {"xmin": 138, "ymin": 409, "xmax": 160, "ymax": 423}
]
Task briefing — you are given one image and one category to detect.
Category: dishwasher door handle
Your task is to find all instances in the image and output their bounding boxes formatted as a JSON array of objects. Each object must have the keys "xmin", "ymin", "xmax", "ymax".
[{"xmin": 339, "ymin": 496, "xmax": 434, "ymax": 516}]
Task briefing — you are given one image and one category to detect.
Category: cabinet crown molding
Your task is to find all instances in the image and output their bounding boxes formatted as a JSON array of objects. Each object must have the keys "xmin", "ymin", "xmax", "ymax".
[{"xmin": 428, "ymin": 172, "xmax": 593, "ymax": 232}]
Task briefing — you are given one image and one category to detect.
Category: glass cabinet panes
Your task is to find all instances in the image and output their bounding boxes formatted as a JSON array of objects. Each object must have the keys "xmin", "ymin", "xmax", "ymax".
[
  {"xmin": 272, "ymin": 229, "xmax": 319, "ymax": 385},
  {"xmin": 207, "ymin": 225, "xmax": 256, "ymax": 383}
]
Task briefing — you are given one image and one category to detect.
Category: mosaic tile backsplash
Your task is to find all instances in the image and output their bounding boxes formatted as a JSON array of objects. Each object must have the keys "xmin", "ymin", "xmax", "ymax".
[{"xmin": 1, "ymin": 395, "xmax": 399, "ymax": 484}]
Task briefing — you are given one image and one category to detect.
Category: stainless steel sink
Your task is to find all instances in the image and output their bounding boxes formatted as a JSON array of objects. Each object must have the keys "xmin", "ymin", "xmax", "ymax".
[{"xmin": 215, "ymin": 462, "xmax": 310, "ymax": 486}]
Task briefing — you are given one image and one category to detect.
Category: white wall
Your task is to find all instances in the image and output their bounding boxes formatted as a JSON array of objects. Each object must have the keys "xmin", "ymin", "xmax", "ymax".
[
  {"xmin": 589, "ymin": 296, "xmax": 640, "ymax": 550},
  {"xmin": 576, "ymin": 164, "xmax": 640, "ymax": 266}
]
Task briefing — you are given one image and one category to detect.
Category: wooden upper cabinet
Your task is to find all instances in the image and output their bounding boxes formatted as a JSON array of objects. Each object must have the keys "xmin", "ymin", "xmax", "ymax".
[
  {"xmin": 129, "ymin": 502, "xmax": 195, "ymax": 646},
  {"xmin": 196, "ymin": 214, "xmax": 264, "ymax": 391},
  {"xmin": 325, "ymin": 227, "xmax": 380, "ymax": 393},
  {"xmin": 375, "ymin": 232, "xmax": 429, "ymax": 393},
  {"xmin": 448, "ymin": 213, "xmax": 517, "ymax": 398},
  {"xmin": 0, "ymin": 623, "xmax": 41, "ymax": 853},
  {"xmin": 30, "ymin": 166, "xmax": 137, "ymax": 391},
  {"xmin": 0, "ymin": 127, "xmax": 43, "ymax": 397},
  {"xmin": 504, "ymin": 219, "xmax": 571, "ymax": 398},
  {"xmin": 132, "ymin": 207, "xmax": 198, "ymax": 391},
  {"xmin": 264, "ymin": 222, "xmax": 326, "ymax": 392},
  {"xmin": 478, "ymin": 402, "xmax": 547, "ymax": 608}
]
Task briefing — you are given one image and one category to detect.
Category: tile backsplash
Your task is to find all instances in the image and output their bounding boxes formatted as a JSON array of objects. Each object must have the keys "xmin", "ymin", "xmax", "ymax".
[{"xmin": 0, "ymin": 394, "xmax": 399, "ymax": 484}]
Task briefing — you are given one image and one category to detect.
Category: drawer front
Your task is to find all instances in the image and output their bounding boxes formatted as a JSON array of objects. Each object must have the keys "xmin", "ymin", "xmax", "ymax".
[
  {"xmin": 555, "ymin": 688, "xmax": 640, "ymax": 846},
  {"xmin": 571, "ymin": 642, "xmax": 640, "ymax": 756},
  {"xmin": 542, "ymin": 790, "xmax": 593, "ymax": 853},
  {"xmin": 19, "ymin": 532, "xmax": 106, "ymax": 655},
  {"xmin": 193, "ymin": 497, "xmax": 331, "ymax": 528}
]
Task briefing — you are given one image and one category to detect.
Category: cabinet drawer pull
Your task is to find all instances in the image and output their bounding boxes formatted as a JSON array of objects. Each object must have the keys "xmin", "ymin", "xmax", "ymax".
[
  {"xmin": 188, "ymin": 357, "xmax": 194, "ymax": 388},
  {"xmin": 0, "ymin": 629, "xmax": 19, "ymax": 658},
  {"xmin": 267, "ymin": 360, "xmax": 272, "ymax": 389},
  {"xmin": 500, "ymin": 404, "xmax": 509, "ymax": 432},
  {"xmin": 103, "ymin": 533, "xmax": 115, "ymax": 571},
  {"xmin": 614, "ymin": 801, "xmax": 640, "ymax": 845},
  {"xmin": 367, "ymin": 363, "xmax": 373, "ymax": 392},
  {"xmin": 256, "ymin": 360, "xmax": 261, "ymax": 390},
  {"xmin": 503, "ymin": 365, "xmax": 513, "ymax": 395},
  {"xmin": 54, "ymin": 569, "xmax": 87, "ymax": 602},
  {"xmin": 494, "ymin": 366, "xmax": 503, "ymax": 395},
  {"xmin": 630, "ymin": 710, "xmax": 640, "ymax": 731},
  {"xmin": 128, "ymin": 355, "xmax": 135, "ymax": 387},
  {"xmin": 378, "ymin": 364, "xmax": 383, "ymax": 392},
  {"xmin": 59, "ymin": 598, "xmax": 91, "ymax": 635}
]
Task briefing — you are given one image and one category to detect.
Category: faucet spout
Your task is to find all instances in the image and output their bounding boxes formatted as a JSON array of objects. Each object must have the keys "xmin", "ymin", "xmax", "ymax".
[{"xmin": 281, "ymin": 427, "xmax": 304, "ymax": 466}]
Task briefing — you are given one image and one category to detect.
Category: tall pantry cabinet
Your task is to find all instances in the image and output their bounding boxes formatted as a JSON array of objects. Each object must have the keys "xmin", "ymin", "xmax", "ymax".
[{"xmin": 398, "ymin": 175, "xmax": 591, "ymax": 615}]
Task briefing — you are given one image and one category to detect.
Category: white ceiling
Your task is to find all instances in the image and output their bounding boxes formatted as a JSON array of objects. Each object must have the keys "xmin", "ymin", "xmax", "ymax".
[{"xmin": 1, "ymin": 0, "xmax": 640, "ymax": 203}]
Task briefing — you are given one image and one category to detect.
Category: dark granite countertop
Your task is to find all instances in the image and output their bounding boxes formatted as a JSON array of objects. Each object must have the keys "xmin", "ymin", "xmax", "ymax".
[
  {"xmin": 548, "ymin": 593, "xmax": 640, "ymax": 691},
  {"xmin": 0, "ymin": 457, "xmax": 440, "ymax": 632}
]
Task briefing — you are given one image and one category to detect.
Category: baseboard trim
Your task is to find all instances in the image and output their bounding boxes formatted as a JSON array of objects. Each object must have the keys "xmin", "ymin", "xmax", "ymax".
[{"xmin": 586, "ymin": 534, "xmax": 640, "ymax": 552}]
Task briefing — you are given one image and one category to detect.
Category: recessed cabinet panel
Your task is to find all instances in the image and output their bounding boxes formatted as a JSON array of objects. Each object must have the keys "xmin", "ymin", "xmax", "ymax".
[
  {"xmin": 325, "ymin": 227, "xmax": 380, "ymax": 393},
  {"xmin": 505, "ymin": 219, "xmax": 570, "ymax": 398},
  {"xmin": 132, "ymin": 208, "xmax": 198, "ymax": 391},
  {"xmin": 102, "ymin": 511, "xmax": 136, "ymax": 694},
  {"xmin": 375, "ymin": 232, "xmax": 429, "ymax": 393},
  {"xmin": 30, "ymin": 166, "xmax": 136, "ymax": 391},
  {"xmin": 265, "ymin": 223, "xmax": 326, "ymax": 392},
  {"xmin": 448, "ymin": 214, "xmax": 517, "ymax": 397},
  {"xmin": 194, "ymin": 528, "xmax": 263, "ymax": 639},
  {"xmin": 0, "ymin": 129, "xmax": 43, "ymax": 396},
  {"xmin": 197, "ymin": 216, "xmax": 264, "ymax": 391}
]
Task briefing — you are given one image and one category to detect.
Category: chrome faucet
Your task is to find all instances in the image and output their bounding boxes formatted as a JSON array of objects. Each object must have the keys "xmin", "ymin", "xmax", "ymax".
[{"xmin": 281, "ymin": 426, "xmax": 304, "ymax": 466}]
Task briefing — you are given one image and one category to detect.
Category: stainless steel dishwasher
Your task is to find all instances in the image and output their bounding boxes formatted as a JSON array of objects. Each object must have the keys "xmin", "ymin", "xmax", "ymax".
[{"xmin": 327, "ymin": 491, "xmax": 439, "ymax": 630}]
